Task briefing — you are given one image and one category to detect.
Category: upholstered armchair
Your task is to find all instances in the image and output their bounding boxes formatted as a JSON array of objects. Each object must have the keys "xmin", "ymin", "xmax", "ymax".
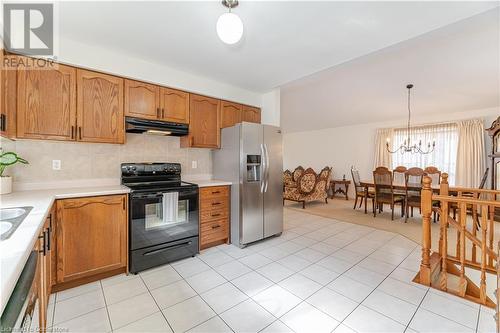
[
  {"xmin": 283, "ymin": 166, "xmax": 304, "ymax": 189},
  {"xmin": 283, "ymin": 167, "xmax": 330, "ymax": 208}
]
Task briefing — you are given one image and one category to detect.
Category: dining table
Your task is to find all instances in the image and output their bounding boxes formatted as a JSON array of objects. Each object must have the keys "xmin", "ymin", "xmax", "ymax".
[{"xmin": 359, "ymin": 181, "xmax": 441, "ymax": 214}]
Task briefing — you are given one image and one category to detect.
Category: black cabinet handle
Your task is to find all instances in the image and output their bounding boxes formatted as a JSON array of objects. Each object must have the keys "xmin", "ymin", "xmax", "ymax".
[
  {"xmin": 78, "ymin": 127, "xmax": 82, "ymax": 140},
  {"xmin": 211, "ymin": 213, "xmax": 221, "ymax": 217},
  {"xmin": 212, "ymin": 202, "xmax": 221, "ymax": 206},
  {"xmin": 70, "ymin": 126, "xmax": 74, "ymax": 139},
  {"xmin": 212, "ymin": 225, "xmax": 221, "ymax": 229},
  {"xmin": 0, "ymin": 114, "xmax": 6, "ymax": 132},
  {"xmin": 46, "ymin": 227, "xmax": 51, "ymax": 251},
  {"xmin": 157, "ymin": 108, "xmax": 161, "ymax": 118},
  {"xmin": 162, "ymin": 108, "xmax": 165, "ymax": 118},
  {"xmin": 212, "ymin": 191, "xmax": 220, "ymax": 194}
]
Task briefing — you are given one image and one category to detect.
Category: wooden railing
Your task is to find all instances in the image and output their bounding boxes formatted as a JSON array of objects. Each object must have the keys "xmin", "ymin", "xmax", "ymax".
[{"xmin": 419, "ymin": 173, "xmax": 500, "ymax": 309}]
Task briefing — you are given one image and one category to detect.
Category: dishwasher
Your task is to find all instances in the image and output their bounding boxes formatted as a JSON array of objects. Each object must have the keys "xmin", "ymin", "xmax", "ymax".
[{"xmin": 0, "ymin": 251, "xmax": 40, "ymax": 331}]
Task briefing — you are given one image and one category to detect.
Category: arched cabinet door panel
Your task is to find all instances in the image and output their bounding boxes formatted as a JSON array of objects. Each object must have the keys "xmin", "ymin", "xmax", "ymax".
[
  {"xmin": 159, "ymin": 87, "xmax": 189, "ymax": 124},
  {"xmin": 124, "ymin": 79, "xmax": 159, "ymax": 120},
  {"xmin": 76, "ymin": 69, "xmax": 124, "ymax": 144},
  {"xmin": 221, "ymin": 101, "xmax": 242, "ymax": 128},
  {"xmin": 181, "ymin": 94, "xmax": 220, "ymax": 149},
  {"xmin": 17, "ymin": 58, "xmax": 77, "ymax": 140}
]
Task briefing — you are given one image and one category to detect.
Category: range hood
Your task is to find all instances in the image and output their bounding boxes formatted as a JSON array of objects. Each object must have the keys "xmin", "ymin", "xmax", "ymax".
[{"xmin": 125, "ymin": 117, "xmax": 189, "ymax": 136}]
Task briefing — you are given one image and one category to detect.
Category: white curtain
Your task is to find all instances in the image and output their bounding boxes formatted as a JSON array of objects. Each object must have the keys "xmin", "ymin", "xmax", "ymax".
[
  {"xmin": 374, "ymin": 128, "xmax": 393, "ymax": 169},
  {"xmin": 390, "ymin": 122, "xmax": 459, "ymax": 185},
  {"xmin": 456, "ymin": 119, "xmax": 486, "ymax": 187}
]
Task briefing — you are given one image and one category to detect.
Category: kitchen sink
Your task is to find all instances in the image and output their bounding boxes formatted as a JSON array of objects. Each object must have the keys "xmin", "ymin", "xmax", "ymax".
[
  {"xmin": 0, "ymin": 207, "xmax": 28, "ymax": 220},
  {"xmin": 0, "ymin": 206, "xmax": 33, "ymax": 240}
]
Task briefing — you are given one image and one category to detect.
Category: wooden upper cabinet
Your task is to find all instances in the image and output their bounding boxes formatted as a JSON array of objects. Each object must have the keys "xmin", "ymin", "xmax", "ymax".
[
  {"xmin": 17, "ymin": 60, "xmax": 76, "ymax": 140},
  {"xmin": 1, "ymin": 54, "xmax": 17, "ymax": 138},
  {"xmin": 181, "ymin": 94, "xmax": 220, "ymax": 148},
  {"xmin": 124, "ymin": 79, "xmax": 159, "ymax": 120},
  {"xmin": 220, "ymin": 101, "xmax": 242, "ymax": 128},
  {"xmin": 77, "ymin": 69, "xmax": 124, "ymax": 144},
  {"xmin": 56, "ymin": 195, "xmax": 127, "ymax": 283},
  {"xmin": 241, "ymin": 105, "xmax": 261, "ymax": 124},
  {"xmin": 159, "ymin": 87, "xmax": 189, "ymax": 124}
]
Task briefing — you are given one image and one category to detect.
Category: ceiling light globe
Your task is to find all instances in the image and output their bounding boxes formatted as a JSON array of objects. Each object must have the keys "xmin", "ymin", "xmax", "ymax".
[{"xmin": 216, "ymin": 12, "xmax": 243, "ymax": 45}]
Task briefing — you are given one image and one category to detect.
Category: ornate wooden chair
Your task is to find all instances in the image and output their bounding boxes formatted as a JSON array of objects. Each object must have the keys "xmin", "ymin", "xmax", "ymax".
[
  {"xmin": 373, "ymin": 167, "xmax": 405, "ymax": 220},
  {"xmin": 351, "ymin": 167, "xmax": 374, "ymax": 212},
  {"xmin": 404, "ymin": 167, "xmax": 425, "ymax": 222},
  {"xmin": 424, "ymin": 166, "xmax": 441, "ymax": 185},
  {"xmin": 393, "ymin": 166, "xmax": 408, "ymax": 197}
]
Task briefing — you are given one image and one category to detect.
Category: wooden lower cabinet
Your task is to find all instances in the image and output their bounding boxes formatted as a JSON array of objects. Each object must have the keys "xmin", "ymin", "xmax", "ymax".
[
  {"xmin": 199, "ymin": 186, "xmax": 230, "ymax": 250},
  {"xmin": 56, "ymin": 194, "xmax": 127, "ymax": 283}
]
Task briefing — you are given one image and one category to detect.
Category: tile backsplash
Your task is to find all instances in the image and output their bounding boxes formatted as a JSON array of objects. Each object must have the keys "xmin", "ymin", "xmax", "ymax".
[{"xmin": 0, "ymin": 134, "xmax": 212, "ymax": 184}]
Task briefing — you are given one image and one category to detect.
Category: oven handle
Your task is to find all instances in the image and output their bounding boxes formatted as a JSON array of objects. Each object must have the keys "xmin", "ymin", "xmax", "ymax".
[
  {"xmin": 132, "ymin": 190, "xmax": 198, "ymax": 199},
  {"xmin": 142, "ymin": 241, "xmax": 193, "ymax": 256}
]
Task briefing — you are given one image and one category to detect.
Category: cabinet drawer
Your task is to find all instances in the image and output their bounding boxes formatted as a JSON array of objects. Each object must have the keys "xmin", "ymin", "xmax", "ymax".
[
  {"xmin": 200, "ymin": 208, "xmax": 228, "ymax": 223},
  {"xmin": 200, "ymin": 186, "xmax": 229, "ymax": 199},
  {"xmin": 200, "ymin": 197, "xmax": 228, "ymax": 211},
  {"xmin": 200, "ymin": 219, "xmax": 228, "ymax": 245}
]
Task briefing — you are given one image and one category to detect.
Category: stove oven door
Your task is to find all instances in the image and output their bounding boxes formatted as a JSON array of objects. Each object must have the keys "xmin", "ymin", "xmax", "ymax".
[{"xmin": 130, "ymin": 188, "xmax": 199, "ymax": 251}]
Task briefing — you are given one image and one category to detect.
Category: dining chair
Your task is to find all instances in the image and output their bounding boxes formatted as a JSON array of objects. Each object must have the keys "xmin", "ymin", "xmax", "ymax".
[
  {"xmin": 393, "ymin": 166, "xmax": 408, "ymax": 196},
  {"xmin": 373, "ymin": 167, "xmax": 405, "ymax": 220},
  {"xmin": 424, "ymin": 166, "xmax": 441, "ymax": 186},
  {"xmin": 404, "ymin": 167, "xmax": 425, "ymax": 222},
  {"xmin": 351, "ymin": 166, "xmax": 374, "ymax": 212}
]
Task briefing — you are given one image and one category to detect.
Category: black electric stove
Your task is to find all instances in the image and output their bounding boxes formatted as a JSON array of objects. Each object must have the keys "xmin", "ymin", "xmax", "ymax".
[{"xmin": 121, "ymin": 163, "xmax": 199, "ymax": 273}]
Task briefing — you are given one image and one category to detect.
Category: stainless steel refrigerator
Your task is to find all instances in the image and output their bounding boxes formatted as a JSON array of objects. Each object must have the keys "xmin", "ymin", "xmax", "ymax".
[{"xmin": 213, "ymin": 122, "xmax": 283, "ymax": 248}]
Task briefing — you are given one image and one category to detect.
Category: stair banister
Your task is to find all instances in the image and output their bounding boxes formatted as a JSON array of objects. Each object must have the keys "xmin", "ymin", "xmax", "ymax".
[
  {"xmin": 439, "ymin": 173, "xmax": 449, "ymax": 290},
  {"xmin": 420, "ymin": 175, "xmax": 433, "ymax": 285}
]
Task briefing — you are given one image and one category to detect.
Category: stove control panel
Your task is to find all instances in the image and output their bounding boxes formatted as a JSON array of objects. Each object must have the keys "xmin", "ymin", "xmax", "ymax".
[{"xmin": 121, "ymin": 163, "xmax": 181, "ymax": 176}]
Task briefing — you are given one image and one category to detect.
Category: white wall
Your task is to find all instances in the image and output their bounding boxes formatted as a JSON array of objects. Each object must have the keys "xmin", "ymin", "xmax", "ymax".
[
  {"xmin": 58, "ymin": 38, "xmax": 262, "ymax": 107},
  {"xmin": 283, "ymin": 107, "xmax": 499, "ymax": 195},
  {"xmin": 261, "ymin": 88, "xmax": 281, "ymax": 127}
]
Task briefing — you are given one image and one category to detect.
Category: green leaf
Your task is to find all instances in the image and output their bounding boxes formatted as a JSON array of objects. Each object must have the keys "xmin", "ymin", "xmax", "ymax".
[{"xmin": 0, "ymin": 152, "xmax": 19, "ymax": 166}]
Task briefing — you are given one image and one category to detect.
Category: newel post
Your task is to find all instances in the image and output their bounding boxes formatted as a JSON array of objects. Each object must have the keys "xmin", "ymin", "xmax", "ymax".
[
  {"xmin": 440, "ymin": 173, "xmax": 449, "ymax": 196},
  {"xmin": 420, "ymin": 176, "xmax": 433, "ymax": 285}
]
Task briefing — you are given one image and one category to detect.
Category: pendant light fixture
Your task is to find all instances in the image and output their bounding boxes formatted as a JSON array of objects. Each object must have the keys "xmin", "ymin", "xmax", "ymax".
[
  {"xmin": 217, "ymin": 0, "xmax": 243, "ymax": 45},
  {"xmin": 386, "ymin": 84, "xmax": 436, "ymax": 155}
]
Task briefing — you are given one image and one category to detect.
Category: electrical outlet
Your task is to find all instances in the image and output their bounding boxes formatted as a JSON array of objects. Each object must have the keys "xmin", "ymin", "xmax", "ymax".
[
  {"xmin": 191, "ymin": 160, "xmax": 197, "ymax": 169},
  {"xmin": 52, "ymin": 160, "xmax": 61, "ymax": 170}
]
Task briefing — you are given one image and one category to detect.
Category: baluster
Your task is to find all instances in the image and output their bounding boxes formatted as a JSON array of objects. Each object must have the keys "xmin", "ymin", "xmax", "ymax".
[
  {"xmin": 472, "ymin": 196, "xmax": 478, "ymax": 264},
  {"xmin": 439, "ymin": 196, "xmax": 449, "ymax": 291},
  {"xmin": 489, "ymin": 204, "xmax": 495, "ymax": 267},
  {"xmin": 420, "ymin": 176, "xmax": 433, "ymax": 286},
  {"xmin": 459, "ymin": 202, "xmax": 467, "ymax": 294},
  {"xmin": 456, "ymin": 191, "xmax": 463, "ymax": 258},
  {"xmin": 480, "ymin": 205, "xmax": 488, "ymax": 304}
]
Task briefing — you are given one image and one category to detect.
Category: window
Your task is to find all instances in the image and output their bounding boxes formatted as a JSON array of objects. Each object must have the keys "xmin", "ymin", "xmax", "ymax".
[{"xmin": 390, "ymin": 123, "xmax": 459, "ymax": 184}]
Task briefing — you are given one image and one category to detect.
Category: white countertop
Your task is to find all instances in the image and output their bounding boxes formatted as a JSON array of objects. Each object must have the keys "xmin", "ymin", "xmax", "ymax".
[
  {"xmin": 0, "ymin": 185, "xmax": 130, "ymax": 315},
  {"xmin": 190, "ymin": 179, "xmax": 232, "ymax": 187}
]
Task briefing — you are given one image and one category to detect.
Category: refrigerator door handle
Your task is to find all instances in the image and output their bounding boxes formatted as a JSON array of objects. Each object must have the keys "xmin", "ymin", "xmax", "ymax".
[
  {"xmin": 260, "ymin": 143, "xmax": 266, "ymax": 193},
  {"xmin": 264, "ymin": 143, "xmax": 270, "ymax": 192}
]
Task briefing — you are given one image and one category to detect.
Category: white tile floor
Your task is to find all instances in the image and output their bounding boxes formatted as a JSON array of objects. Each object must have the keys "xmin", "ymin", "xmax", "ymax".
[{"xmin": 47, "ymin": 208, "xmax": 496, "ymax": 333}]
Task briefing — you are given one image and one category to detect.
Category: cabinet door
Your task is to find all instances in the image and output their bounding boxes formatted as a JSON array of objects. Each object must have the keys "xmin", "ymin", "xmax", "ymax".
[
  {"xmin": 124, "ymin": 79, "xmax": 159, "ymax": 120},
  {"xmin": 220, "ymin": 101, "xmax": 242, "ymax": 128},
  {"xmin": 56, "ymin": 195, "xmax": 127, "ymax": 283},
  {"xmin": 241, "ymin": 105, "xmax": 261, "ymax": 124},
  {"xmin": 17, "ymin": 59, "xmax": 76, "ymax": 140},
  {"xmin": 159, "ymin": 87, "xmax": 189, "ymax": 124},
  {"xmin": 77, "ymin": 69, "xmax": 124, "ymax": 143},
  {"xmin": 1, "ymin": 54, "xmax": 17, "ymax": 138},
  {"xmin": 181, "ymin": 94, "xmax": 220, "ymax": 148}
]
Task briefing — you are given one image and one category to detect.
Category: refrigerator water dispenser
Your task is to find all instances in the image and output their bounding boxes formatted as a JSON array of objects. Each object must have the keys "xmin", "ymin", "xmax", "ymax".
[{"xmin": 246, "ymin": 155, "xmax": 261, "ymax": 182}]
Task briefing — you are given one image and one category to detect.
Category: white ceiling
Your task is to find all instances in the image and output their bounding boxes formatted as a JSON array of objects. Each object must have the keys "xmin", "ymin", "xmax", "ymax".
[
  {"xmin": 59, "ymin": 1, "xmax": 498, "ymax": 93},
  {"xmin": 281, "ymin": 7, "xmax": 500, "ymax": 133}
]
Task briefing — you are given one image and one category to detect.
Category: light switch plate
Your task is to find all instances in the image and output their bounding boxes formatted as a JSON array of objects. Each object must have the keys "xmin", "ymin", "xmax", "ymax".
[
  {"xmin": 191, "ymin": 160, "xmax": 197, "ymax": 169},
  {"xmin": 52, "ymin": 160, "xmax": 61, "ymax": 170}
]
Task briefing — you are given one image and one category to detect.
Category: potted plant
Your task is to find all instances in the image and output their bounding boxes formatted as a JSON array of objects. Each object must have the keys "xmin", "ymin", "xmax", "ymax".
[{"xmin": 0, "ymin": 151, "xmax": 28, "ymax": 194}]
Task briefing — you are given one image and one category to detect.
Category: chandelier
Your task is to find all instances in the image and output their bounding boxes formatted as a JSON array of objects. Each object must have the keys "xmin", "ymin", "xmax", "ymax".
[{"xmin": 386, "ymin": 84, "xmax": 435, "ymax": 154}]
